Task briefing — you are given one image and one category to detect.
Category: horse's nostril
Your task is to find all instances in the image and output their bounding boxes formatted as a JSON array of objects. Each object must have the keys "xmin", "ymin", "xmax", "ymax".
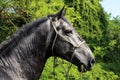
[{"xmin": 90, "ymin": 58, "xmax": 95, "ymax": 66}]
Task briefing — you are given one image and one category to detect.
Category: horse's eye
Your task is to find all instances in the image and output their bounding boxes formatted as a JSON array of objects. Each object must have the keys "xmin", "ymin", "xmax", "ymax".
[{"xmin": 65, "ymin": 30, "xmax": 72, "ymax": 35}]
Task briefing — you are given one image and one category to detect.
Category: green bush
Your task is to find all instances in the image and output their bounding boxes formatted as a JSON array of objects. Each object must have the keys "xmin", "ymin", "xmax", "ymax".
[{"xmin": 40, "ymin": 58, "xmax": 119, "ymax": 80}]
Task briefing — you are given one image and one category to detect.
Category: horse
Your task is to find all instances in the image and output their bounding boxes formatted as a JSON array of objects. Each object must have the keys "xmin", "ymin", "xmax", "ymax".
[{"xmin": 0, "ymin": 7, "xmax": 95, "ymax": 80}]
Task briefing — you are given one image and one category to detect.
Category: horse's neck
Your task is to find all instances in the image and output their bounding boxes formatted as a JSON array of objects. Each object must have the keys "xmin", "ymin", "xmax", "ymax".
[{"xmin": 0, "ymin": 21, "xmax": 51, "ymax": 80}]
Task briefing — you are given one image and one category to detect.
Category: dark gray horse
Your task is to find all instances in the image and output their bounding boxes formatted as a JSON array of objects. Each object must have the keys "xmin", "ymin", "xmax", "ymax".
[{"xmin": 0, "ymin": 7, "xmax": 95, "ymax": 80}]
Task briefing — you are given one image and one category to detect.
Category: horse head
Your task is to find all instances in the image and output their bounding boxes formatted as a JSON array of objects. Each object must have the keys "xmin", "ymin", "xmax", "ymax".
[{"xmin": 48, "ymin": 6, "xmax": 95, "ymax": 72}]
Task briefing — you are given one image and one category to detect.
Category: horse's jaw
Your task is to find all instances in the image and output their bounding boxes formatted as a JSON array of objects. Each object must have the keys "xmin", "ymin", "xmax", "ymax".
[{"xmin": 71, "ymin": 50, "xmax": 95, "ymax": 73}]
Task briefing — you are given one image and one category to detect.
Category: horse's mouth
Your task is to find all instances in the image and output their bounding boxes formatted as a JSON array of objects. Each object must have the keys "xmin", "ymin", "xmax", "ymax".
[
  {"xmin": 78, "ymin": 64, "xmax": 92, "ymax": 72},
  {"xmin": 78, "ymin": 65, "xmax": 87, "ymax": 72}
]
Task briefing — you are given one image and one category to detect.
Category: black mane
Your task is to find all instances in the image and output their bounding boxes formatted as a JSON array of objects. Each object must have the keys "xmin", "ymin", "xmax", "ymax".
[{"xmin": 0, "ymin": 17, "xmax": 48, "ymax": 57}]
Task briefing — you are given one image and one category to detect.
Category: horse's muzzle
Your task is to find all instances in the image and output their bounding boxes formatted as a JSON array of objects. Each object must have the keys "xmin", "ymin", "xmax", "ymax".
[{"xmin": 78, "ymin": 58, "xmax": 95, "ymax": 72}]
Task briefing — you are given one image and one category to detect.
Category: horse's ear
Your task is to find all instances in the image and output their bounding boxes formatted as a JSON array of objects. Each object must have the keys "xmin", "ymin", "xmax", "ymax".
[{"xmin": 55, "ymin": 6, "xmax": 66, "ymax": 20}]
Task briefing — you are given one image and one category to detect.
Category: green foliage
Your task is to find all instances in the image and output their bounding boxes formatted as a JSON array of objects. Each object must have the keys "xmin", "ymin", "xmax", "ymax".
[
  {"xmin": 81, "ymin": 63, "xmax": 119, "ymax": 80},
  {"xmin": 0, "ymin": 25, "xmax": 16, "ymax": 42},
  {"xmin": 41, "ymin": 58, "xmax": 119, "ymax": 80},
  {"xmin": 103, "ymin": 16, "xmax": 120, "ymax": 77},
  {"xmin": 0, "ymin": 0, "xmax": 120, "ymax": 80}
]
